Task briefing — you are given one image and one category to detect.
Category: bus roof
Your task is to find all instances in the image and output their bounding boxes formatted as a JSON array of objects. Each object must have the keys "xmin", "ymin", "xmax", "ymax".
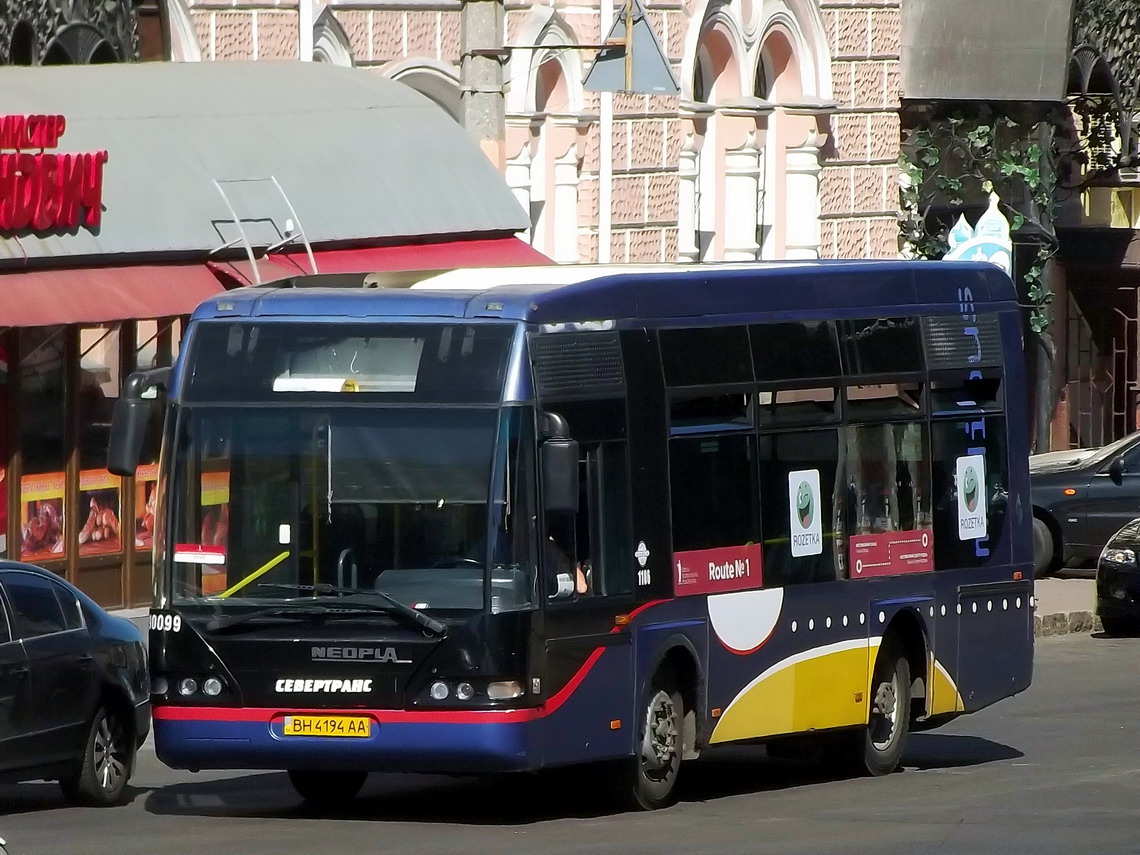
[{"xmin": 194, "ymin": 260, "xmax": 1016, "ymax": 325}]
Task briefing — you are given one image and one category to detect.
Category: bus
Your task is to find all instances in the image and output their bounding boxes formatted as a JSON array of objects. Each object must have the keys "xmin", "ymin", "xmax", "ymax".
[{"xmin": 109, "ymin": 260, "xmax": 1033, "ymax": 810}]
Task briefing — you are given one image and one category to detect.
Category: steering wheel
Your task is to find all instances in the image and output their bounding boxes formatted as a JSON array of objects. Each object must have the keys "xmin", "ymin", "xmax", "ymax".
[{"xmin": 431, "ymin": 556, "xmax": 484, "ymax": 569}]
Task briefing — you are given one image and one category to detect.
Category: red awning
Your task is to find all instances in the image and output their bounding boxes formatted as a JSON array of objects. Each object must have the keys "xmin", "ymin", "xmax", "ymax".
[
  {"xmin": 0, "ymin": 263, "xmax": 227, "ymax": 327},
  {"xmin": 208, "ymin": 237, "xmax": 551, "ymax": 287}
]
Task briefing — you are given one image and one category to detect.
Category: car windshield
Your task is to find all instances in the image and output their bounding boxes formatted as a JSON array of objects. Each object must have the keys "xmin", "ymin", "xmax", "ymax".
[
  {"xmin": 1083, "ymin": 430, "xmax": 1140, "ymax": 467},
  {"xmin": 165, "ymin": 405, "xmax": 538, "ymax": 613}
]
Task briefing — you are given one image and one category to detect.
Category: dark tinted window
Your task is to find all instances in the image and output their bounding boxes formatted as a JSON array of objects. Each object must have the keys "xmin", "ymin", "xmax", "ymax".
[
  {"xmin": 755, "ymin": 387, "xmax": 839, "ymax": 427},
  {"xmin": 184, "ymin": 322, "xmax": 516, "ymax": 404},
  {"xmin": 751, "ymin": 321, "xmax": 841, "ymax": 382},
  {"xmin": 759, "ymin": 429, "xmax": 843, "ymax": 585},
  {"xmin": 3, "ymin": 573, "xmax": 68, "ymax": 638},
  {"xmin": 845, "ymin": 382, "xmax": 925, "ymax": 421},
  {"xmin": 53, "ymin": 584, "xmax": 83, "ymax": 630},
  {"xmin": 929, "ymin": 370, "xmax": 1003, "ymax": 415},
  {"xmin": 670, "ymin": 434, "xmax": 759, "ymax": 551},
  {"xmin": 839, "ymin": 317, "xmax": 923, "ymax": 376},
  {"xmin": 660, "ymin": 327, "xmax": 752, "ymax": 387},
  {"xmin": 0, "ymin": 594, "xmax": 10, "ymax": 643},
  {"xmin": 931, "ymin": 416, "xmax": 1009, "ymax": 568},
  {"xmin": 670, "ymin": 392, "xmax": 752, "ymax": 433}
]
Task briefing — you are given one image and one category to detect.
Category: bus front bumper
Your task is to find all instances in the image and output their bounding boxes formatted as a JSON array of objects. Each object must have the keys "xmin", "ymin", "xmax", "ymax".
[{"xmin": 153, "ymin": 705, "xmax": 541, "ymax": 774}]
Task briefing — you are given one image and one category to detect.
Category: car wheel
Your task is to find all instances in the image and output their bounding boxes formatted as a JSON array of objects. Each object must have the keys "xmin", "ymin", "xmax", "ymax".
[
  {"xmin": 287, "ymin": 770, "xmax": 368, "ymax": 805},
  {"xmin": 1100, "ymin": 614, "xmax": 1139, "ymax": 637},
  {"xmin": 1032, "ymin": 517, "xmax": 1055, "ymax": 579},
  {"xmin": 60, "ymin": 704, "xmax": 134, "ymax": 807}
]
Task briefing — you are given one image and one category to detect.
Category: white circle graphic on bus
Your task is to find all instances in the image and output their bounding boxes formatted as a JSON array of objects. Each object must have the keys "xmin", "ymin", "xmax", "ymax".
[
  {"xmin": 956, "ymin": 454, "xmax": 988, "ymax": 540},
  {"xmin": 788, "ymin": 469, "xmax": 823, "ymax": 557}
]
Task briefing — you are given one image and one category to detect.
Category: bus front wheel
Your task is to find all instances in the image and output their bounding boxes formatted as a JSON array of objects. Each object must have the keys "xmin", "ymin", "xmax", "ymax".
[
  {"xmin": 621, "ymin": 674, "xmax": 684, "ymax": 810},
  {"xmin": 857, "ymin": 639, "xmax": 911, "ymax": 776},
  {"xmin": 287, "ymin": 769, "xmax": 368, "ymax": 805}
]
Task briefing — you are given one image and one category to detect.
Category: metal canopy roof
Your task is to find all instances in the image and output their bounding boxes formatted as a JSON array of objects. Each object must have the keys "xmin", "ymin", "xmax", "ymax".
[
  {"xmin": 0, "ymin": 61, "xmax": 528, "ymax": 265},
  {"xmin": 902, "ymin": 0, "xmax": 1076, "ymax": 102}
]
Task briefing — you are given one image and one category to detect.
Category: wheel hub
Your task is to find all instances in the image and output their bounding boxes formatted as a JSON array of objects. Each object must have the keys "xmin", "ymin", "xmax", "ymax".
[
  {"xmin": 93, "ymin": 717, "xmax": 127, "ymax": 792},
  {"xmin": 642, "ymin": 691, "xmax": 678, "ymax": 772},
  {"xmin": 869, "ymin": 677, "xmax": 899, "ymax": 750}
]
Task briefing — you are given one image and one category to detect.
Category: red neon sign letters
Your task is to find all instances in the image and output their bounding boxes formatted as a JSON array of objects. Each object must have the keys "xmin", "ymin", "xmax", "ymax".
[{"xmin": 0, "ymin": 114, "xmax": 108, "ymax": 232}]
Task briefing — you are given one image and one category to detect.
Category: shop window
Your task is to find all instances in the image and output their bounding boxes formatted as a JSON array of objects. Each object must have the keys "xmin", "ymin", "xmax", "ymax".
[
  {"xmin": 19, "ymin": 327, "xmax": 67, "ymax": 564},
  {"xmin": 930, "ymin": 416, "xmax": 1009, "ymax": 568},
  {"xmin": 78, "ymin": 325, "xmax": 123, "ymax": 558},
  {"xmin": 758, "ymin": 429, "xmax": 843, "ymax": 586},
  {"xmin": 669, "ymin": 434, "xmax": 758, "ymax": 553},
  {"xmin": 844, "ymin": 422, "xmax": 934, "ymax": 578}
]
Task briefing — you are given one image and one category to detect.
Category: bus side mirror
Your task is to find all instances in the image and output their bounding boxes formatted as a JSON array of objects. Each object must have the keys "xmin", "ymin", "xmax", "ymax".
[
  {"xmin": 108, "ymin": 368, "xmax": 171, "ymax": 477},
  {"xmin": 541, "ymin": 439, "xmax": 579, "ymax": 514}
]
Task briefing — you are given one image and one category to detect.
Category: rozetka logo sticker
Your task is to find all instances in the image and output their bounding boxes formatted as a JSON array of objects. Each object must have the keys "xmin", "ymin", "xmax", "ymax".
[
  {"xmin": 963, "ymin": 466, "xmax": 979, "ymax": 513},
  {"xmin": 789, "ymin": 469, "xmax": 823, "ymax": 557},
  {"xmin": 796, "ymin": 481, "xmax": 814, "ymax": 528}
]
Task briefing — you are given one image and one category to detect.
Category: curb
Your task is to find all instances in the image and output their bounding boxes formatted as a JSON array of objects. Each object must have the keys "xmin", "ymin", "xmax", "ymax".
[{"xmin": 1035, "ymin": 611, "xmax": 1101, "ymax": 638}]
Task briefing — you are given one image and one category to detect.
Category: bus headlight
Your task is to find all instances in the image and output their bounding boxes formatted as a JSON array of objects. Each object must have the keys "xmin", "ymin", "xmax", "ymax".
[
  {"xmin": 486, "ymin": 680, "xmax": 523, "ymax": 700},
  {"xmin": 429, "ymin": 681, "xmax": 450, "ymax": 700},
  {"xmin": 203, "ymin": 677, "xmax": 224, "ymax": 697},
  {"xmin": 151, "ymin": 676, "xmax": 169, "ymax": 696},
  {"xmin": 178, "ymin": 678, "xmax": 198, "ymax": 696},
  {"xmin": 455, "ymin": 682, "xmax": 475, "ymax": 701}
]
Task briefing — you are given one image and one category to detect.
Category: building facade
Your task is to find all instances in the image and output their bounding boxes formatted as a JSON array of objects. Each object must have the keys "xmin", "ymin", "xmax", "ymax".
[{"xmin": 58, "ymin": 0, "xmax": 902, "ymax": 265}]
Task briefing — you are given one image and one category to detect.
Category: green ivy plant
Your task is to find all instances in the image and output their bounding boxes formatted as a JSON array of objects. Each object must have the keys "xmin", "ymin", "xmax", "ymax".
[{"xmin": 899, "ymin": 108, "xmax": 1059, "ymax": 333}]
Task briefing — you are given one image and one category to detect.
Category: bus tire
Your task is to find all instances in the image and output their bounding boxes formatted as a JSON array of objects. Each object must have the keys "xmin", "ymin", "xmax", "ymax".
[
  {"xmin": 857, "ymin": 638, "xmax": 911, "ymax": 776},
  {"xmin": 622, "ymin": 673, "xmax": 684, "ymax": 810},
  {"xmin": 287, "ymin": 770, "xmax": 368, "ymax": 805}
]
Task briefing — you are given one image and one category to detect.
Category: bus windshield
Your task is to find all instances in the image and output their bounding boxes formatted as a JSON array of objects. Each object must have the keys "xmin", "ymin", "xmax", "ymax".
[{"xmin": 166, "ymin": 405, "xmax": 537, "ymax": 613}]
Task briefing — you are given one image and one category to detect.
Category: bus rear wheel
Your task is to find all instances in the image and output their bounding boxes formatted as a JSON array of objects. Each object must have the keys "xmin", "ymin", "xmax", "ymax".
[
  {"xmin": 620, "ymin": 674, "xmax": 684, "ymax": 810},
  {"xmin": 287, "ymin": 770, "xmax": 368, "ymax": 805}
]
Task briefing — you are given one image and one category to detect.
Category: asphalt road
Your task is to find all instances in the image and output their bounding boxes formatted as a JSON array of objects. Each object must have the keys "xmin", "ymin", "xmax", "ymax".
[{"xmin": 2, "ymin": 632, "xmax": 1137, "ymax": 855}]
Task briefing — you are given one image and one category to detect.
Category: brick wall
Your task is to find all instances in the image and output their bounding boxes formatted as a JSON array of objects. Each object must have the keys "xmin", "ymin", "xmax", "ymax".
[{"xmin": 818, "ymin": 0, "xmax": 901, "ymax": 259}]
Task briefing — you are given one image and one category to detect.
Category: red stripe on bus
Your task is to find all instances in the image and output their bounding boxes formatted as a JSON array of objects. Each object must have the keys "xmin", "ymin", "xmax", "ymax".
[{"xmin": 153, "ymin": 646, "xmax": 615, "ymax": 726}]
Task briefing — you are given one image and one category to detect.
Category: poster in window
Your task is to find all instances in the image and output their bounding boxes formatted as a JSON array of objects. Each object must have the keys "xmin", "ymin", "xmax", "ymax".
[
  {"xmin": 78, "ymin": 469, "xmax": 122, "ymax": 556},
  {"xmin": 20, "ymin": 472, "xmax": 65, "ymax": 562},
  {"xmin": 788, "ymin": 469, "xmax": 823, "ymax": 557},
  {"xmin": 957, "ymin": 454, "xmax": 988, "ymax": 540},
  {"xmin": 199, "ymin": 468, "xmax": 230, "ymax": 595},
  {"xmin": 135, "ymin": 464, "xmax": 159, "ymax": 550}
]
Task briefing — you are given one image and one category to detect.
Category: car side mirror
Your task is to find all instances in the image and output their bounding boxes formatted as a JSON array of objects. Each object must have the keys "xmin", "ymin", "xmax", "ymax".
[{"xmin": 1109, "ymin": 455, "xmax": 1125, "ymax": 484}]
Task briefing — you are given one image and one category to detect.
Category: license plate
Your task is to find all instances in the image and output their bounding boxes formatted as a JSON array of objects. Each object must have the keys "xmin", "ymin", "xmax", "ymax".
[{"xmin": 282, "ymin": 716, "xmax": 372, "ymax": 738}]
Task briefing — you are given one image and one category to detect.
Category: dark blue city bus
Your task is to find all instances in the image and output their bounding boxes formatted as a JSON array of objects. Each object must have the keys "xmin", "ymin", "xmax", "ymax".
[{"xmin": 109, "ymin": 260, "xmax": 1033, "ymax": 809}]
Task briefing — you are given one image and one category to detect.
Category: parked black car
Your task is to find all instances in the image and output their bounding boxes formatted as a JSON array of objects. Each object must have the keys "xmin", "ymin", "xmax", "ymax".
[
  {"xmin": 1096, "ymin": 519, "xmax": 1140, "ymax": 636},
  {"xmin": 1030, "ymin": 430, "xmax": 1140, "ymax": 577},
  {"xmin": 0, "ymin": 562, "xmax": 149, "ymax": 805}
]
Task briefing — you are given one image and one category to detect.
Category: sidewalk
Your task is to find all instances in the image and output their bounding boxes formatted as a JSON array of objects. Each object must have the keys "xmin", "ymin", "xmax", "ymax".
[
  {"xmin": 112, "ymin": 578, "xmax": 1100, "ymax": 638},
  {"xmin": 1034, "ymin": 576, "xmax": 1099, "ymax": 637}
]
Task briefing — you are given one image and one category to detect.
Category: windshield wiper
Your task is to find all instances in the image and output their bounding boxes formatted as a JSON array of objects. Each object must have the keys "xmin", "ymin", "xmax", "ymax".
[
  {"xmin": 204, "ymin": 603, "xmax": 391, "ymax": 633},
  {"xmin": 255, "ymin": 583, "xmax": 447, "ymax": 636}
]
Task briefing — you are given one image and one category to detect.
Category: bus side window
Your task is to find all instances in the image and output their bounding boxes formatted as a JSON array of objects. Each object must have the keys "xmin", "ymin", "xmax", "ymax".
[
  {"xmin": 758, "ymin": 429, "xmax": 843, "ymax": 586},
  {"xmin": 670, "ymin": 434, "xmax": 759, "ymax": 553},
  {"xmin": 930, "ymin": 416, "xmax": 1010, "ymax": 568}
]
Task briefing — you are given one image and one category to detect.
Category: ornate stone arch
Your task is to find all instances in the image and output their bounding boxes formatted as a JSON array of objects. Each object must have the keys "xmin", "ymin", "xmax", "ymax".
[
  {"xmin": 681, "ymin": 0, "xmax": 748, "ymax": 103},
  {"xmin": 163, "ymin": 0, "xmax": 201, "ymax": 61},
  {"xmin": 754, "ymin": 0, "xmax": 832, "ymax": 100},
  {"xmin": 313, "ymin": 8, "xmax": 353, "ymax": 67},
  {"xmin": 385, "ymin": 59, "xmax": 462, "ymax": 123},
  {"xmin": 505, "ymin": 8, "xmax": 584, "ymax": 116}
]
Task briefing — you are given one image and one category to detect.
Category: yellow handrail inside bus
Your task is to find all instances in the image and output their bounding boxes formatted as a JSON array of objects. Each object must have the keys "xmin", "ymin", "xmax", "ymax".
[{"xmin": 216, "ymin": 551, "xmax": 291, "ymax": 599}]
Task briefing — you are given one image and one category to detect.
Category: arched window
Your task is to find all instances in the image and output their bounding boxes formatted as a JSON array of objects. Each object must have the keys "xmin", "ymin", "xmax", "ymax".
[{"xmin": 9, "ymin": 21, "xmax": 35, "ymax": 65}]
